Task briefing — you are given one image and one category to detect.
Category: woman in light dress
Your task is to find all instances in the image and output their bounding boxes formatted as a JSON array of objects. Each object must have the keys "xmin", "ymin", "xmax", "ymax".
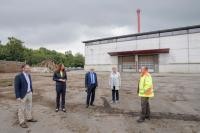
[{"xmin": 109, "ymin": 67, "xmax": 121, "ymax": 103}]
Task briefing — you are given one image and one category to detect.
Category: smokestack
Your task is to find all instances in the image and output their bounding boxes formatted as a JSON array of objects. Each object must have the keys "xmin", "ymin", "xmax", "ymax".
[{"xmin": 137, "ymin": 9, "xmax": 141, "ymax": 33}]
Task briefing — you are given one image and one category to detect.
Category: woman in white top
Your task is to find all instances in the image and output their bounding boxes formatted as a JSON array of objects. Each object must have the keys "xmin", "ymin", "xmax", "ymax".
[{"xmin": 109, "ymin": 67, "xmax": 121, "ymax": 103}]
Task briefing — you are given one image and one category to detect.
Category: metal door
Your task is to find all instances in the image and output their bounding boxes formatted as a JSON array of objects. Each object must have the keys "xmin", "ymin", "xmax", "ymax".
[{"xmin": 138, "ymin": 55, "xmax": 158, "ymax": 72}]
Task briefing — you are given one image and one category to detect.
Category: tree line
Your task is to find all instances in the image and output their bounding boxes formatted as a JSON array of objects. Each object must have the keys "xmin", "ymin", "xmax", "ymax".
[{"xmin": 0, "ymin": 37, "xmax": 85, "ymax": 67}]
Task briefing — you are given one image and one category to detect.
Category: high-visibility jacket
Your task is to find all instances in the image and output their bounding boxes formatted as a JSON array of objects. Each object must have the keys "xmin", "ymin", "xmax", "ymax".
[{"xmin": 138, "ymin": 72, "xmax": 154, "ymax": 98}]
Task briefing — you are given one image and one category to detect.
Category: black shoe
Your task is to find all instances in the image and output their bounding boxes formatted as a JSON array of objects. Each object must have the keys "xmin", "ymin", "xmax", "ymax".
[
  {"xmin": 86, "ymin": 105, "xmax": 89, "ymax": 108},
  {"xmin": 27, "ymin": 119, "xmax": 37, "ymax": 122},
  {"xmin": 20, "ymin": 122, "xmax": 28, "ymax": 128},
  {"xmin": 55, "ymin": 108, "xmax": 59, "ymax": 112},
  {"xmin": 90, "ymin": 104, "xmax": 94, "ymax": 106},
  {"xmin": 62, "ymin": 108, "xmax": 66, "ymax": 112},
  {"xmin": 145, "ymin": 116, "xmax": 150, "ymax": 120},
  {"xmin": 137, "ymin": 118, "xmax": 145, "ymax": 123}
]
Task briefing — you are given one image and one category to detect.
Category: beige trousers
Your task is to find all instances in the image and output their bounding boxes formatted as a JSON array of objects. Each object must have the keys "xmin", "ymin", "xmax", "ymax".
[{"xmin": 18, "ymin": 92, "xmax": 33, "ymax": 124}]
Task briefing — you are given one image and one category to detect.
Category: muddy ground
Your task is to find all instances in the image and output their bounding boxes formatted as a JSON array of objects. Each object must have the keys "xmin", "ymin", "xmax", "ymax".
[{"xmin": 0, "ymin": 71, "xmax": 200, "ymax": 133}]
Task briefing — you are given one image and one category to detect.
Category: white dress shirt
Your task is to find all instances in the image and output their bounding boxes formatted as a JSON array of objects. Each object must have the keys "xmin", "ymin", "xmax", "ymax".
[{"xmin": 23, "ymin": 72, "xmax": 31, "ymax": 93}]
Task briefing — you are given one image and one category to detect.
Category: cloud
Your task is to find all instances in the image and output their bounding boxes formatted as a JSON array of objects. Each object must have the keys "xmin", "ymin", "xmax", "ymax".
[{"xmin": 0, "ymin": 0, "xmax": 200, "ymax": 54}]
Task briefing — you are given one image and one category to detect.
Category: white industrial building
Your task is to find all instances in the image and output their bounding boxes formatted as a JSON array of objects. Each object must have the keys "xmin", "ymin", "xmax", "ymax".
[{"xmin": 83, "ymin": 25, "xmax": 200, "ymax": 73}]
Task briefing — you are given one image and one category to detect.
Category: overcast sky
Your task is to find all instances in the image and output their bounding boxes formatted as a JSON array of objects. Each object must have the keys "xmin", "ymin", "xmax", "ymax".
[{"xmin": 0, "ymin": 0, "xmax": 200, "ymax": 54}]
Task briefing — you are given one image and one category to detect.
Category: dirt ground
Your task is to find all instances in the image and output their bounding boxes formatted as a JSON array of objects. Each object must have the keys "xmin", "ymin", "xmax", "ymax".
[{"xmin": 0, "ymin": 71, "xmax": 200, "ymax": 133}]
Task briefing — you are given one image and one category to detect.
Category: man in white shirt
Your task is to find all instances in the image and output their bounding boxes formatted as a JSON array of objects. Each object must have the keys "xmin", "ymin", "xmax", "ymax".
[{"xmin": 14, "ymin": 64, "xmax": 37, "ymax": 128}]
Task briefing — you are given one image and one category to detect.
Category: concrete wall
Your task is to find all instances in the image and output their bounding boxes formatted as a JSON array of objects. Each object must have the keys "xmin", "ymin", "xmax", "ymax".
[
  {"xmin": 85, "ymin": 32, "xmax": 200, "ymax": 73},
  {"xmin": 188, "ymin": 33, "xmax": 200, "ymax": 63},
  {"xmin": 85, "ymin": 42, "xmax": 118, "ymax": 65},
  {"xmin": 159, "ymin": 64, "xmax": 200, "ymax": 73},
  {"xmin": 31, "ymin": 67, "xmax": 50, "ymax": 73},
  {"xmin": 159, "ymin": 32, "xmax": 200, "ymax": 73},
  {"xmin": 84, "ymin": 64, "xmax": 118, "ymax": 72},
  {"xmin": 160, "ymin": 34, "xmax": 189, "ymax": 64},
  {"xmin": 0, "ymin": 60, "xmax": 24, "ymax": 73}
]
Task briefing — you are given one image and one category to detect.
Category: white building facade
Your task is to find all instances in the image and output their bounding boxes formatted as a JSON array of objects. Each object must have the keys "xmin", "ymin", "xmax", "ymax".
[{"xmin": 83, "ymin": 25, "xmax": 200, "ymax": 73}]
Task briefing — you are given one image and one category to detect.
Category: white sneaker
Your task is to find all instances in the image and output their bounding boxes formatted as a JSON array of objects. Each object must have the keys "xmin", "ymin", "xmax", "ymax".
[{"xmin": 115, "ymin": 100, "xmax": 119, "ymax": 104}]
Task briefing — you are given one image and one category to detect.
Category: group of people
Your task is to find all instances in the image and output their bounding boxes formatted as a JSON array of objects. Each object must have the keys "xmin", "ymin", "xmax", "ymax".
[{"xmin": 14, "ymin": 64, "xmax": 154, "ymax": 128}]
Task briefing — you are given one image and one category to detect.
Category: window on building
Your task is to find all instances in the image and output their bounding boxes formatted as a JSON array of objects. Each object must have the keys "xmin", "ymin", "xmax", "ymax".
[
  {"xmin": 189, "ymin": 28, "xmax": 200, "ymax": 34},
  {"xmin": 160, "ymin": 32, "xmax": 173, "ymax": 37},
  {"xmin": 117, "ymin": 36, "xmax": 137, "ymax": 42},
  {"xmin": 148, "ymin": 33, "xmax": 159, "ymax": 38},
  {"xmin": 137, "ymin": 35, "xmax": 148, "ymax": 39},
  {"xmin": 172, "ymin": 30, "xmax": 187, "ymax": 35}
]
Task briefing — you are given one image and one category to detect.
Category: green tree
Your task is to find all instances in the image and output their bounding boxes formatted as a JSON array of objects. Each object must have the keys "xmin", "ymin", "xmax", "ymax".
[
  {"xmin": 0, "ymin": 44, "xmax": 6, "ymax": 60},
  {"xmin": 0, "ymin": 37, "xmax": 85, "ymax": 68},
  {"xmin": 5, "ymin": 37, "xmax": 25, "ymax": 61},
  {"xmin": 73, "ymin": 53, "xmax": 85, "ymax": 67},
  {"xmin": 23, "ymin": 48, "xmax": 33, "ymax": 65},
  {"xmin": 65, "ymin": 50, "xmax": 74, "ymax": 67}
]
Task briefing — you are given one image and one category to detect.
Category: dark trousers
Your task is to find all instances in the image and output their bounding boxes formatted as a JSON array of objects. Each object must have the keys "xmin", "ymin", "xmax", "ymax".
[
  {"xmin": 56, "ymin": 85, "xmax": 66, "ymax": 109},
  {"xmin": 140, "ymin": 97, "xmax": 150, "ymax": 119},
  {"xmin": 112, "ymin": 86, "xmax": 119, "ymax": 101},
  {"xmin": 86, "ymin": 84, "xmax": 96, "ymax": 106}
]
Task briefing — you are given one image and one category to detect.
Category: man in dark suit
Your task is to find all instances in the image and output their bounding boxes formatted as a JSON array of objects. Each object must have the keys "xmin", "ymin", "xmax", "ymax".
[
  {"xmin": 14, "ymin": 64, "xmax": 37, "ymax": 128},
  {"xmin": 85, "ymin": 68, "xmax": 98, "ymax": 108}
]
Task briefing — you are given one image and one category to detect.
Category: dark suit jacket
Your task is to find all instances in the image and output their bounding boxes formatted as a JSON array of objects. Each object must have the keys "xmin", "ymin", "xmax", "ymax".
[
  {"xmin": 85, "ymin": 72, "xmax": 98, "ymax": 88},
  {"xmin": 14, "ymin": 72, "xmax": 33, "ymax": 99},
  {"xmin": 53, "ymin": 70, "xmax": 67, "ymax": 86}
]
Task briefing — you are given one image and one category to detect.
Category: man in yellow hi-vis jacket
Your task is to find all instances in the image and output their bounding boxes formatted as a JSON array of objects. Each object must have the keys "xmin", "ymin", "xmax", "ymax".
[{"xmin": 137, "ymin": 66, "xmax": 154, "ymax": 123}]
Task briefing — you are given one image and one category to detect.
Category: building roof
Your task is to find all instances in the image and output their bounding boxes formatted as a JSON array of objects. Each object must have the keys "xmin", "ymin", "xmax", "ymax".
[{"xmin": 83, "ymin": 24, "xmax": 200, "ymax": 44}]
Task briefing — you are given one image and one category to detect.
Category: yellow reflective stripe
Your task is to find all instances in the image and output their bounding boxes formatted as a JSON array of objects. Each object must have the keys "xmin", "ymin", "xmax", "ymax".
[{"xmin": 144, "ymin": 87, "xmax": 153, "ymax": 95}]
